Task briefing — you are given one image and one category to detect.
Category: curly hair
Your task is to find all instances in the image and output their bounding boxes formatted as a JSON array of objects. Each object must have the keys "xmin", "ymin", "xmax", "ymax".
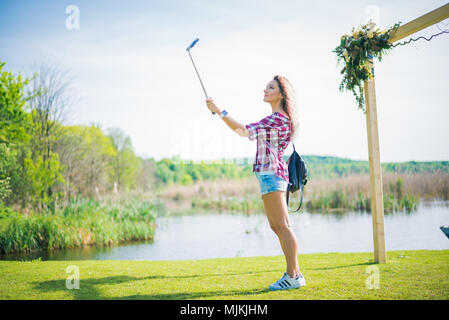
[{"xmin": 273, "ymin": 75, "xmax": 299, "ymax": 142}]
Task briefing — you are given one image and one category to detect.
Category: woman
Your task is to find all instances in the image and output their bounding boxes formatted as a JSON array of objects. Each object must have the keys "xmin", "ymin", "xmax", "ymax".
[{"xmin": 205, "ymin": 75, "xmax": 305, "ymax": 291}]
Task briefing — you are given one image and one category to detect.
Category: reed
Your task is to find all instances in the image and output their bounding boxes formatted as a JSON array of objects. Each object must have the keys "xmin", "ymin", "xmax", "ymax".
[
  {"xmin": 157, "ymin": 172, "xmax": 448, "ymax": 214},
  {"xmin": 0, "ymin": 198, "xmax": 160, "ymax": 254},
  {"xmin": 301, "ymin": 172, "xmax": 448, "ymax": 213},
  {"xmin": 191, "ymin": 194, "xmax": 263, "ymax": 214}
]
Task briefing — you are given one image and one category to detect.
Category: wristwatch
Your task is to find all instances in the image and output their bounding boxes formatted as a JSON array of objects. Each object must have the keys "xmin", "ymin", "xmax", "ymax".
[{"xmin": 219, "ymin": 110, "xmax": 228, "ymax": 119}]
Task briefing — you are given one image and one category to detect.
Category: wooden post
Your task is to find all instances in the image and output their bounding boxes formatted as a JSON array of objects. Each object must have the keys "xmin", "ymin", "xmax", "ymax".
[
  {"xmin": 364, "ymin": 54, "xmax": 386, "ymax": 264},
  {"xmin": 356, "ymin": 2, "xmax": 449, "ymax": 264}
]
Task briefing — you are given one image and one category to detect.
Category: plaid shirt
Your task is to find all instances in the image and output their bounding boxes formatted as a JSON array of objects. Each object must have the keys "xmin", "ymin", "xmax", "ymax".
[{"xmin": 245, "ymin": 112, "xmax": 291, "ymax": 181}]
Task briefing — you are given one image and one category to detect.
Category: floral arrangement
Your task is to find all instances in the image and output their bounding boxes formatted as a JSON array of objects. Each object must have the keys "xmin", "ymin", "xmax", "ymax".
[{"xmin": 333, "ymin": 20, "xmax": 401, "ymax": 113}]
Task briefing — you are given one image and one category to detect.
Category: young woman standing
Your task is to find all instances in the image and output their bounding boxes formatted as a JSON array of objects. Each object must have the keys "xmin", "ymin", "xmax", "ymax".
[{"xmin": 205, "ymin": 75, "xmax": 305, "ymax": 291}]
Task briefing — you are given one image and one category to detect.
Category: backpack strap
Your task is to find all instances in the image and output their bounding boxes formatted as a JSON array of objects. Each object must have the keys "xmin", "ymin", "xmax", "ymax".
[
  {"xmin": 286, "ymin": 143, "xmax": 302, "ymax": 212},
  {"xmin": 286, "ymin": 183, "xmax": 304, "ymax": 212}
]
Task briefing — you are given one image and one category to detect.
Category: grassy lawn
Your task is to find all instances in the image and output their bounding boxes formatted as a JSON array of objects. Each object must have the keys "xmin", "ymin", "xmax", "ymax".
[{"xmin": 0, "ymin": 250, "xmax": 448, "ymax": 300}]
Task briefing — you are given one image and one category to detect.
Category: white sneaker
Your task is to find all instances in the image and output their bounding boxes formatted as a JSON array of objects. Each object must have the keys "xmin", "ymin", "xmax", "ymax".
[{"xmin": 268, "ymin": 272, "xmax": 306, "ymax": 291}]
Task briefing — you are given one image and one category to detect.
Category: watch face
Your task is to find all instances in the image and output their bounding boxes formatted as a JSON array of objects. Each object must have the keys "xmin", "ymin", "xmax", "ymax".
[{"xmin": 222, "ymin": 110, "xmax": 228, "ymax": 116}]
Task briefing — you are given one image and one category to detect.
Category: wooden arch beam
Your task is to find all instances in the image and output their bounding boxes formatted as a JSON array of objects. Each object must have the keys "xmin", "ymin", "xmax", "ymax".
[{"xmin": 389, "ymin": 3, "xmax": 449, "ymax": 43}]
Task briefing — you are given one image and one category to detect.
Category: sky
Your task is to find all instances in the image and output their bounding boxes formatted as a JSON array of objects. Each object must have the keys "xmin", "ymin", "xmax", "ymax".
[{"xmin": 1, "ymin": 0, "xmax": 448, "ymax": 163}]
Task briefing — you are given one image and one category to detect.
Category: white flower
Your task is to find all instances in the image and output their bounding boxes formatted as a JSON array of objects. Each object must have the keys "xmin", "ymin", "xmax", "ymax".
[{"xmin": 352, "ymin": 28, "xmax": 360, "ymax": 38}]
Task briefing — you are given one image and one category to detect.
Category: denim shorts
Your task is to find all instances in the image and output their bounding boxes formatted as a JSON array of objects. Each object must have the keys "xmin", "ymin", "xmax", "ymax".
[{"xmin": 255, "ymin": 171, "xmax": 289, "ymax": 195}]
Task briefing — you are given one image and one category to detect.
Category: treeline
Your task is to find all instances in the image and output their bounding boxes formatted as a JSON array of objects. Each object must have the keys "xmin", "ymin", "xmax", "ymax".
[
  {"xmin": 300, "ymin": 155, "xmax": 449, "ymax": 179},
  {"xmin": 165, "ymin": 156, "xmax": 449, "ymax": 184},
  {"xmin": 0, "ymin": 62, "xmax": 253, "ymax": 213},
  {"xmin": 0, "ymin": 62, "xmax": 150, "ymax": 212}
]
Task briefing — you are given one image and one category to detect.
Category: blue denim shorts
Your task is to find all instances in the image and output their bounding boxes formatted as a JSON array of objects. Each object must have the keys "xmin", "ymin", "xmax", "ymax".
[{"xmin": 255, "ymin": 171, "xmax": 289, "ymax": 195}]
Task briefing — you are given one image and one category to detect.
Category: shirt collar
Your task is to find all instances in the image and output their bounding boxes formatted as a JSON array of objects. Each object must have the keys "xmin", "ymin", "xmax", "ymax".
[{"xmin": 273, "ymin": 112, "xmax": 290, "ymax": 122}]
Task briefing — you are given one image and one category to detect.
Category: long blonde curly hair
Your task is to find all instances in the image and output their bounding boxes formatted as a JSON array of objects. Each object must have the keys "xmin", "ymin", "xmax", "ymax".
[{"xmin": 273, "ymin": 75, "xmax": 299, "ymax": 142}]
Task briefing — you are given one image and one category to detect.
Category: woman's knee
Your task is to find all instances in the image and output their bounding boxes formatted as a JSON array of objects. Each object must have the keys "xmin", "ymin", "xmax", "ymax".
[
  {"xmin": 262, "ymin": 192, "xmax": 291, "ymax": 234},
  {"xmin": 269, "ymin": 220, "xmax": 292, "ymax": 235}
]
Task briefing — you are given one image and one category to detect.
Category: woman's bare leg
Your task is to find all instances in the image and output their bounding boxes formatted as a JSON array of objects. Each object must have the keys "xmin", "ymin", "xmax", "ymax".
[{"xmin": 262, "ymin": 191, "xmax": 300, "ymax": 278}]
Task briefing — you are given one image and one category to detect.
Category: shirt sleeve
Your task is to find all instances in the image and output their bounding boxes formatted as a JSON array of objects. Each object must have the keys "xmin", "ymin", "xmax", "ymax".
[
  {"xmin": 244, "ymin": 116, "xmax": 273, "ymax": 141},
  {"xmin": 244, "ymin": 121, "xmax": 264, "ymax": 141}
]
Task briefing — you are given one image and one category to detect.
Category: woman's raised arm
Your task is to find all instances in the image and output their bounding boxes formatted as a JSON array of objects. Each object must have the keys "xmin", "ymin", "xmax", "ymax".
[{"xmin": 206, "ymin": 97, "xmax": 249, "ymax": 137}]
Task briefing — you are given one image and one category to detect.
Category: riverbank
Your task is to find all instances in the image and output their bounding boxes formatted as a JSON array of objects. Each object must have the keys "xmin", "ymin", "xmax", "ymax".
[
  {"xmin": 0, "ymin": 250, "xmax": 447, "ymax": 299},
  {"xmin": 0, "ymin": 198, "xmax": 161, "ymax": 254},
  {"xmin": 1, "ymin": 172, "xmax": 447, "ymax": 254}
]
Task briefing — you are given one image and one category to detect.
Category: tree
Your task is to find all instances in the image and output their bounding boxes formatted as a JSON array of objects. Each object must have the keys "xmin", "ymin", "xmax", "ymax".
[
  {"xmin": 26, "ymin": 62, "xmax": 74, "ymax": 201},
  {"xmin": 135, "ymin": 157, "xmax": 157, "ymax": 192},
  {"xmin": 0, "ymin": 61, "xmax": 32, "ymax": 205},
  {"xmin": 106, "ymin": 127, "xmax": 140, "ymax": 192},
  {"xmin": 55, "ymin": 124, "xmax": 116, "ymax": 202},
  {"xmin": 24, "ymin": 149, "xmax": 64, "ymax": 212},
  {"xmin": 0, "ymin": 61, "xmax": 31, "ymax": 145}
]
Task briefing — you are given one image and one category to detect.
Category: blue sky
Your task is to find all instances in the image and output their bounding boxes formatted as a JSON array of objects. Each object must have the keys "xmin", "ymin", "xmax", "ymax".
[{"xmin": 1, "ymin": 0, "xmax": 448, "ymax": 162}]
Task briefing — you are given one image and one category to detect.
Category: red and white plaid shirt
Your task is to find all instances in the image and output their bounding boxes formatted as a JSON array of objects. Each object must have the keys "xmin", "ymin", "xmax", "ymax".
[{"xmin": 245, "ymin": 112, "xmax": 291, "ymax": 181}]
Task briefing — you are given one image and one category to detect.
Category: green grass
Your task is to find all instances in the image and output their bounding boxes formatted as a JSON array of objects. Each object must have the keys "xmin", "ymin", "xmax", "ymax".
[{"xmin": 0, "ymin": 250, "xmax": 448, "ymax": 300}]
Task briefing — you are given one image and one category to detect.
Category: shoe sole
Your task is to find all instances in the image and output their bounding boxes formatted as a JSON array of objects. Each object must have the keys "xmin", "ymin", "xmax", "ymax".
[{"xmin": 268, "ymin": 281, "xmax": 306, "ymax": 291}]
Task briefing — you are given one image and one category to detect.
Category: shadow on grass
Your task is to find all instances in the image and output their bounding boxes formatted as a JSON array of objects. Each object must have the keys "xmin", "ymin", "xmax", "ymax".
[
  {"xmin": 309, "ymin": 262, "xmax": 376, "ymax": 271},
  {"xmin": 32, "ymin": 270, "xmax": 276, "ymax": 300},
  {"xmin": 114, "ymin": 288, "xmax": 270, "ymax": 300},
  {"xmin": 33, "ymin": 260, "xmax": 378, "ymax": 299}
]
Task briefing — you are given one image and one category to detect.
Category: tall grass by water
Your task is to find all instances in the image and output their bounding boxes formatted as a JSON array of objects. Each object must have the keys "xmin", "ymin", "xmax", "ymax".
[
  {"xmin": 158, "ymin": 172, "xmax": 449, "ymax": 214},
  {"xmin": 0, "ymin": 198, "xmax": 163, "ymax": 255},
  {"xmin": 2, "ymin": 172, "xmax": 446, "ymax": 254}
]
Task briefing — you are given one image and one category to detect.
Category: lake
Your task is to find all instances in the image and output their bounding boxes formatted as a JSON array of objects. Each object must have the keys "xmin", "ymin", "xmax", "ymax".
[{"xmin": 2, "ymin": 200, "xmax": 448, "ymax": 261}]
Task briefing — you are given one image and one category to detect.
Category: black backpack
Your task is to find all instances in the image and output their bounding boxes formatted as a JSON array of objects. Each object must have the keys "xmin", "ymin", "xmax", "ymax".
[{"xmin": 286, "ymin": 143, "xmax": 308, "ymax": 212}]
